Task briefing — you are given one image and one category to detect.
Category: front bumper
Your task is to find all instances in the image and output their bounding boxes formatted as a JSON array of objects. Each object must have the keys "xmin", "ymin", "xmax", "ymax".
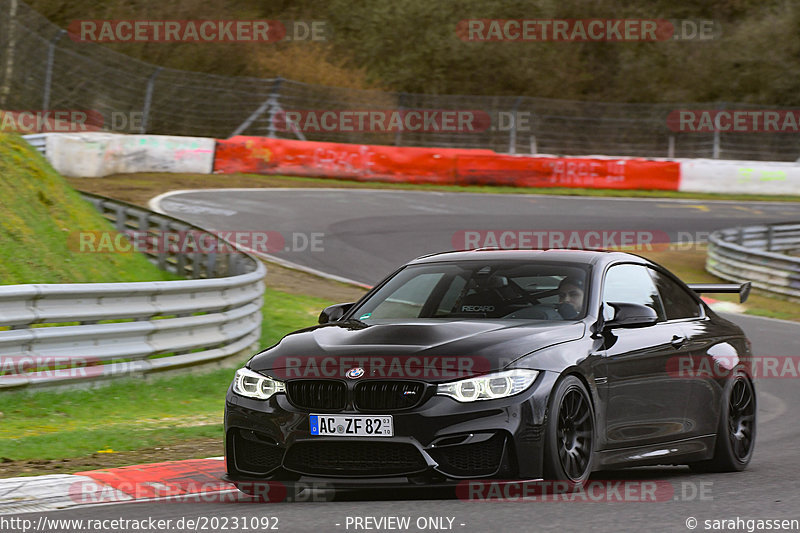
[{"xmin": 224, "ymin": 372, "xmax": 557, "ymax": 485}]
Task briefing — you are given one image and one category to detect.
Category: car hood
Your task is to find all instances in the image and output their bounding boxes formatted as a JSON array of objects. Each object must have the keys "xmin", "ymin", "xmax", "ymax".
[{"xmin": 248, "ymin": 319, "xmax": 585, "ymax": 380}]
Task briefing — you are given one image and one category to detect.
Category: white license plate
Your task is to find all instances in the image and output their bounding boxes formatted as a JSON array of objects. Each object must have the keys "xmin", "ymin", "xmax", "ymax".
[{"xmin": 310, "ymin": 414, "xmax": 393, "ymax": 437}]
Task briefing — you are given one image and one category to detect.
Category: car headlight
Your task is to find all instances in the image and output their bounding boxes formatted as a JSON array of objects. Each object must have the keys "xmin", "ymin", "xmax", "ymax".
[
  {"xmin": 232, "ymin": 367, "xmax": 285, "ymax": 400},
  {"xmin": 436, "ymin": 369, "xmax": 539, "ymax": 402}
]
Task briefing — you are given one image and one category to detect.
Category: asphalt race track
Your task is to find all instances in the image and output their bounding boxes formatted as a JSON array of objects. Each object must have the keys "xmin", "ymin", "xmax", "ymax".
[
  {"xmin": 14, "ymin": 189, "xmax": 800, "ymax": 532},
  {"xmin": 153, "ymin": 189, "xmax": 800, "ymax": 286}
]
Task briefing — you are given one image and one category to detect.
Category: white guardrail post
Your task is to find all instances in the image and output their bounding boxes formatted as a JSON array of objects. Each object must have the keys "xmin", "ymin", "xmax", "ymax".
[
  {"xmin": 706, "ymin": 222, "xmax": 800, "ymax": 302},
  {"xmin": 0, "ymin": 193, "xmax": 266, "ymax": 389}
]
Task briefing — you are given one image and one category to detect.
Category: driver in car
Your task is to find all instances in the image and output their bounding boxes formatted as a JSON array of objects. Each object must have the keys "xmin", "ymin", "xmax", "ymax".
[{"xmin": 557, "ymin": 276, "xmax": 585, "ymax": 319}]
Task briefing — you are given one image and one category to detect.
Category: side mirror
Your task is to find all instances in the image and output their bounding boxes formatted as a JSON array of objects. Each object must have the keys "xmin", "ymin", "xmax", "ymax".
[
  {"xmin": 319, "ymin": 303, "xmax": 355, "ymax": 324},
  {"xmin": 603, "ymin": 302, "xmax": 659, "ymax": 329}
]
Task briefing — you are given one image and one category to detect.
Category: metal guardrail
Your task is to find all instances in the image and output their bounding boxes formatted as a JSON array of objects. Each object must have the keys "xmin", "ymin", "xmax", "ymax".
[
  {"xmin": 0, "ymin": 194, "xmax": 266, "ymax": 389},
  {"xmin": 706, "ymin": 222, "xmax": 800, "ymax": 302},
  {"xmin": 22, "ymin": 133, "xmax": 47, "ymax": 157}
]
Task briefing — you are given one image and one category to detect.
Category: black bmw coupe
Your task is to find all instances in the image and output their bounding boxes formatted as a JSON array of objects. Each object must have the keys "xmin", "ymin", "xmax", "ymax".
[{"xmin": 224, "ymin": 249, "xmax": 755, "ymax": 492}]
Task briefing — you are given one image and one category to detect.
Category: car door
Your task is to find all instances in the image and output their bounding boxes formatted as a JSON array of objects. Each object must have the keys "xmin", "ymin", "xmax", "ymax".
[
  {"xmin": 599, "ymin": 263, "xmax": 694, "ymax": 449},
  {"xmin": 648, "ymin": 267, "xmax": 725, "ymax": 440}
]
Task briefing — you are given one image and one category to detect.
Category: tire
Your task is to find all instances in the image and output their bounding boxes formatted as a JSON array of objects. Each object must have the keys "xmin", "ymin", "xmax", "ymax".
[
  {"xmin": 690, "ymin": 372, "xmax": 756, "ymax": 473},
  {"xmin": 543, "ymin": 375, "xmax": 595, "ymax": 486}
]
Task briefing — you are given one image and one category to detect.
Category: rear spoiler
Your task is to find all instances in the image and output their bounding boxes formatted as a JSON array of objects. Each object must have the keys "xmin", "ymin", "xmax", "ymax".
[{"xmin": 687, "ymin": 282, "xmax": 752, "ymax": 303}]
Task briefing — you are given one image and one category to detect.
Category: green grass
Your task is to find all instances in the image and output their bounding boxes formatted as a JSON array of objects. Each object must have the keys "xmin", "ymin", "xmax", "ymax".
[
  {"xmin": 0, "ymin": 427, "xmax": 223, "ymax": 462},
  {"xmin": 0, "ymin": 286, "xmax": 332, "ymax": 461},
  {"xmin": 257, "ymin": 286, "xmax": 333, "ymax": 349},
  {"xmin": 0, "ymin": 132, "xmax": 176, "ymax": 284}
]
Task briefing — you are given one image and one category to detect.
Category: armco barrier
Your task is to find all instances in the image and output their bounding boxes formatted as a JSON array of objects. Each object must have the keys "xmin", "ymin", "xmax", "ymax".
[
  {"xmin": 706, "ymin": 222, "xmax": 800, "ymax": 302},
  {"xmin": 213, "ymin": 136, "xmax": 682, "ymax": 190},
  {"xmin": 41, "ymin": 132, "xmax": 215, "ymax": 178},
  {"xmin": 22, "ymin": 133, "xmax": 48, "ymax": 157},
  {"xmin": 0, "ymin": 193, "xmax": 265, "ymax": 389}
]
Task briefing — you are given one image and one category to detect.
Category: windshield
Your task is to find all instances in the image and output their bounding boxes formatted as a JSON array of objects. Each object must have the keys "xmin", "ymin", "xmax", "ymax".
[{"xmin": 350, "ymin": 260, "xmax": 590, "ymax": 322}]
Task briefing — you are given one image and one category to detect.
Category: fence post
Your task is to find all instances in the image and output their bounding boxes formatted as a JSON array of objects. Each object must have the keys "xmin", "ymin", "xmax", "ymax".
[
  {"xmin": 767, "ymin": 225, "xmax": 774, "ymax": 251},
  {"xmin": 113, "ymin": 204, "xmax": 126, "ymax": 232},
  {"xmin": 0, "ymin": 0, "xmax": 18, "ymax": 107},
  {"xmin": 140, "ymin": 67, "xmax": 163, "ymax": 134},
  {"xmin": 192, "ymin": 248, "xmax": 202, "ymax": 279},
  {"xmin": 712, "ymin": 102, "xmax": 724, "ymax": 159},
  {"xmin": 266, "ymin": 77, "xmax": 284, "ymax": 138},
  {"xmin": 508, "ymin": 97, "xmax": 521, "ymax": 154},
  {"xmin": 42, "ymin": 29, "xmax": 66, "ymax": 110},
  {"xmin": 668, "ymin": 135, "xmax": 675, "ymax": 158},
  {"xmin": 176, "ymin": 239, "xmax": 187, "ymax": 275},
  {"xmin": 206, "ymin": 251, "xmax": 218, "ymax": 278},
  {"xmin": 157, "ymin": 218, "xmax": 168, "ymax": 271},
  {"xmin": 395, "ymin": 92, "xmax": 407, "ymax": 146},
  {"xmin": 229, "ymin": 77, "xmax": 284, "ymax": 138}
]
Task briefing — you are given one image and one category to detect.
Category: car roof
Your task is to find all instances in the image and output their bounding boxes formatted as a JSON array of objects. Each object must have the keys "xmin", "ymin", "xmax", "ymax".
[{"xmin": 407, "ymin": 248, "xmax": 650, "ymax": 268}]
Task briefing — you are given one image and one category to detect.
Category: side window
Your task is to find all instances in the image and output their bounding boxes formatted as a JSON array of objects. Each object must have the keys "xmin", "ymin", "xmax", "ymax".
[
  {"xmin": 649, "ymin": 269, "xmax": 702, "ymax": 320},
  {"xmin": 602, "ymin": 264, "xmax": 666, "ymax": 321}
]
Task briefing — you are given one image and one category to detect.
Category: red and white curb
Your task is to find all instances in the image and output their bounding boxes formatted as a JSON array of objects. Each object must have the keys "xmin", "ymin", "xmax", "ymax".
[{"xmin": 0, "ymin": 457, "xmax": 237, "ymax": 514}]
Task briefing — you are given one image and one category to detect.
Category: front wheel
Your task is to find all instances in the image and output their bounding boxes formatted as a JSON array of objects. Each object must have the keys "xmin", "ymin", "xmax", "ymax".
[
  {"xmin": 690, "ymin": 372, "xmax": 756, "ymax": 473},
  {"xmin": 543, "ymin": 375, "xmax": 595, "ymax": 486}
]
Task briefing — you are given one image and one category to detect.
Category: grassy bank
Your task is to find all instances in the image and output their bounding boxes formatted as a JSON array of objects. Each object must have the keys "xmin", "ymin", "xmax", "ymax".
[{"xmin": 0, "ymin": 133, "xmax": 175, "ymax": 284}]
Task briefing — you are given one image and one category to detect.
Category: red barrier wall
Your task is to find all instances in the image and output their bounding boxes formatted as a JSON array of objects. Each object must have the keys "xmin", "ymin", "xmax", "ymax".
[
  {"xmin": 214, "ymin": 136, "xmax": 680, "ymax": 190},
  {"xmin": 456, "ymin": 154, "xmax": 681, "ymax": 190}
]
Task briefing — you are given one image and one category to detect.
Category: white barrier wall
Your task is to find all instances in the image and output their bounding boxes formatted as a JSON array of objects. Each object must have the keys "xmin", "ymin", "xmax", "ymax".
[
  {"xmin": 679, "ymin": 159, "xmax": 800, "ymax": 195},
  {"xmin": 44, "ymin": 133, "xmax": 215, "ymax": 178}
]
